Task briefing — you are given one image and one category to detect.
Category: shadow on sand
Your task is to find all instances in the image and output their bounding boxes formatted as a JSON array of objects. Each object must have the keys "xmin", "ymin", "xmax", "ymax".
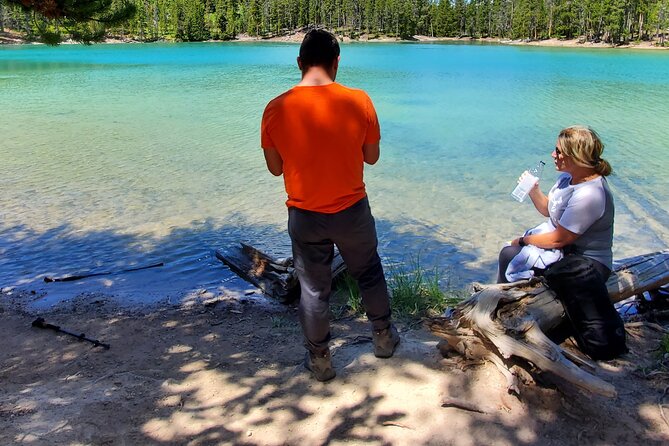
[{"xmin": 1, "ymin": 218, "xmax": 667, "ymax": 444}]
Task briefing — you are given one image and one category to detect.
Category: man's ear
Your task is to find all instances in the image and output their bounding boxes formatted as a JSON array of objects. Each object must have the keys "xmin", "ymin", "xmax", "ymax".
[
  {"xmin": 329, "ymin": 56, "xmax": 339, "ymax": 81},
  {"xmin": 297, "ymin": 56, "xmax": 303, "ymax": 71}
]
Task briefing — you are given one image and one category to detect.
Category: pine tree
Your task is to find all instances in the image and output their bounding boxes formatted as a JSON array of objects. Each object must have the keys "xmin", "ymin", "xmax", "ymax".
[
  {"xmin": 182, "ymin": 0, "xmax": 207, "ymax": 40},
  {"xmin": 3, "ymin": 0, "xmax": 667, "ymax": 45},
  {"xmin": 3, "ymin": 0, "xmax": 137, "ymax": 44},
  {"xmin": 248, "ymin": 0, "xmax": 262, "ymax": 35}
]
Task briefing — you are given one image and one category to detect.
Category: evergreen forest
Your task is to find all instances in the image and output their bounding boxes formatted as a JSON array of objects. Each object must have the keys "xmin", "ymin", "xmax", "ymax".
[{"xmin": 1, "ymin": 0, "xmax": 667, "ymax": 45}]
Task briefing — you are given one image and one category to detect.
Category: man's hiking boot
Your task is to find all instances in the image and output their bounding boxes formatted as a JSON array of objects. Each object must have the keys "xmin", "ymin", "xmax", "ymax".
[
  {"xmin": 304, "ymin": 349, "xmax": 336, "ymax": 382},
  {"xmin": 373, "ymin": 324, "xmax": 400, "ymax": 358}
]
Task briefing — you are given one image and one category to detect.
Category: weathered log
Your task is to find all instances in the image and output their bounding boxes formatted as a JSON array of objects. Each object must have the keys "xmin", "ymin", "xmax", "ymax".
[
  {"xmin": 426, "ymin": 250, "xmax": 669, "ymax": 398},
  {"xmin": 215, "ymin": 243, "xmax": 347, "ymax": 303},
  {"xmin": 607, "ymin": 251, "xmax": 669, "ymax": 301}
]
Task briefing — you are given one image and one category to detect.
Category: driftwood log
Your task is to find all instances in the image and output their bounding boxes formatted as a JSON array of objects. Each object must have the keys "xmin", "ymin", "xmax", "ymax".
[
  {"xmin": 217, "ymin": 244, "xmax": 669, "ymax": 396},
  {"xmin": 215, "ymin": 243, "xmax": 347, "ymax": 303},
  {"xmin": 426, "ymin": 250, "xmax": 669, "ymax": 398}
]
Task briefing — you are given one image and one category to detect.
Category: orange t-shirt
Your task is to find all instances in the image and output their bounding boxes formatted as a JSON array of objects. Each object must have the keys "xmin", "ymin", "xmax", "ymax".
[{"xmin": 261, "ymin": 82, "xmax": 381, "ymax": 213}]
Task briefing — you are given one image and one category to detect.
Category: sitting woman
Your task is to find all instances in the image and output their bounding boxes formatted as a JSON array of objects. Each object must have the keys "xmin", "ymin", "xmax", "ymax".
[
  {"xmin": 498, "ymin": 125, "xmax": 614, "ymax": 282},
  {"xmin": 497, "ymin": 125, "xmax": 626, "ymax": 359}
]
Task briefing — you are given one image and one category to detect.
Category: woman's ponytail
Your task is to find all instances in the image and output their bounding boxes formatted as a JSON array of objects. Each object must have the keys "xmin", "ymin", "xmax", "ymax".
[{"xmin": 594, "ymin": 158, "xmax": 612, "ymax": 176}]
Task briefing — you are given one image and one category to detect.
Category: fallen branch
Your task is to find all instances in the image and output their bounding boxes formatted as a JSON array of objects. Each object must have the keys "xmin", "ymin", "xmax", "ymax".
[
  {"xmin": 44, "ymin": 262, "xmax": 164, "ymax": 282},
  {"xmin": 32, "ymin": 318, "xmax": 110, "ymax": 349},
  {"xmin": 381, "ymin": 422, "xmax": 415, "ymax": 430},
  {"xmin": 441, "ymin": 397, "xmax": 490, "ymax": 414}
]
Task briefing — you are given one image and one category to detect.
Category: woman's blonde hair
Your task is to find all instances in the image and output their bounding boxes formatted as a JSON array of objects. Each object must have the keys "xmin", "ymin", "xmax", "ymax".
[{"xmin": 558, "ymin": 125, "xmax": 612, "ymax": 176}]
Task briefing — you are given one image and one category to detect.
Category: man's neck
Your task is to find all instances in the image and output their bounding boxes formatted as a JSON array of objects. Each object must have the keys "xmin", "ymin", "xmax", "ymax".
[{"xmin": 297, "ymin": 66, "xmax": 335, "ymax": 87}]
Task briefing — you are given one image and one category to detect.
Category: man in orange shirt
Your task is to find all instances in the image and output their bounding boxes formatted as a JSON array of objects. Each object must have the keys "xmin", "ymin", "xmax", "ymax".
[{"xmin": 261, "ymin": 29, "xmax": 399, "ymax": 382}]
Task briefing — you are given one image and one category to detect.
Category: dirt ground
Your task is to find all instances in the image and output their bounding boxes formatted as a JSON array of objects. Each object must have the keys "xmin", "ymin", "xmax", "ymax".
[{"xmin": 1, "ymin": 289, "xmax": 669, "ymax": 446}]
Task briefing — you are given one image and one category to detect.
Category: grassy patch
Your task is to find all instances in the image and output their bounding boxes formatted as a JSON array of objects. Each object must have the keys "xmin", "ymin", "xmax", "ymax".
[
  {"xmin": 387, "ymin": 256, "xmax": 464, "ymax": 318},
  {"xmin": 332, "ymin": 272, "xmax": 365, "ymax": 318},
  {"xmin": 332, "ymin": 256, "xmax": 467, "ymax": 320},
  {"xmin": 270, "ymin": 315, "xmax": 291, "ymax": 329},
  {"xmin": 661, "ymin": 334, "xmax": 669, "ymax": 355}
]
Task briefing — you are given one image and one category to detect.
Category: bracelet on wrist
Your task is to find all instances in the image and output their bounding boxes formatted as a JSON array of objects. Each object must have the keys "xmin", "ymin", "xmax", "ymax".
[{"xmin": 519, "ymin": 236, "xmax": 527, "ymax": 247}]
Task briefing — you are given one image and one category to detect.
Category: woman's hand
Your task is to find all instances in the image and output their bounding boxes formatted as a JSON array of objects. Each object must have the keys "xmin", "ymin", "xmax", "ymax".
[
  {"xmin": 517, "ymin": 171, "xmax": 540, "ymax": 191},
  {"xmin": 522, "ymin": 173, "xmax": 549, "ymax": 217}
]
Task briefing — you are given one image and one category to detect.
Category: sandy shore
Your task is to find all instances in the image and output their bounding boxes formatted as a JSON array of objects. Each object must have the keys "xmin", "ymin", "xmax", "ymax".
[
  {"xmin": 1, "ymin": 287, "xmax": 669, "ymax": 445},
  {"xmin": 2, "ymin": 29, "xmax": 667, "ymax": 50},
  {"xmin": 413, "ymin": 35, "xmax": 669, "ymax": 50},
  {"xmin": 0, "ymin": 30, "xmax": 25, "ymax": 45},
  {"xmin": 116, "ymin": 34, "xmax": 669, "ymax": 50}
]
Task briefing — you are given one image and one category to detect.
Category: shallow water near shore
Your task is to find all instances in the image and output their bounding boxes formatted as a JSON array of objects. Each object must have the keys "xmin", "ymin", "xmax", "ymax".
[{"xmin": 1, "ymin": 42, "xmax": 668, "ymax": 308}]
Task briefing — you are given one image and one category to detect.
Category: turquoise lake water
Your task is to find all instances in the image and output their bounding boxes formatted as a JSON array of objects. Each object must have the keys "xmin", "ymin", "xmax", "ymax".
[{"xmin": 1, "ymin": 42, "xmax": 668, "ymax": 306}]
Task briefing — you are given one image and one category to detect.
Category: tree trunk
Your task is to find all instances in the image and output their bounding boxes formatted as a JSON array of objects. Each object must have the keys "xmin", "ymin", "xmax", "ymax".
[{"xmin": 426, "ymin": 250, "xmax": 669, "ymax": 398}]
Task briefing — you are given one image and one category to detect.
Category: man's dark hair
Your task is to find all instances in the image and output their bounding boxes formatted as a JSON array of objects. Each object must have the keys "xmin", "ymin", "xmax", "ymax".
[{"xmin": 299, "ymin": 29, "xmax": 340, "ymax": 69}]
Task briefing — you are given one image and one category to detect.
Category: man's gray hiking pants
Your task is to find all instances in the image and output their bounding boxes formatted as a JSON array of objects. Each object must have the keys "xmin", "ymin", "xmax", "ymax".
[{"xmin": 288, "ymin": 197, "xmax": 392, "ymax": 354}]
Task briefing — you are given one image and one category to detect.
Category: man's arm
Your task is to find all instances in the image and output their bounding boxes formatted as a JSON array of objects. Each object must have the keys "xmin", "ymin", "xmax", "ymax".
[
  {"xmin": 363, "ymin": 142, "xmax": 380, "ymax": 165},
  {"xmin": 263, "ymin": 147, "xmax": 283, "ymax": 176}
]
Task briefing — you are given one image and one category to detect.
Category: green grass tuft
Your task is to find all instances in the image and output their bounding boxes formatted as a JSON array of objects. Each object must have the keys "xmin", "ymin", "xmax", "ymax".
[
  {"xmin": 332, "ymin": 256, "xmax": 467, "ymax": 320},
  {"xmin": 661, "ymin": 334, "xmax": 669, "ymax": 355},
  {"xmin": 388, "ymin": 256, "xmax": 438, "ymax": 317},
  {"xmin": 270, "ymin": 315, "xmax": 290, "ymax": 329},
  {"xmin": 333, "ymin": 272, "xmax": 365, "ymax": 317},
  {"xmin": 387, "ymin": 255, "xmax": 465, "ymax": 319}
]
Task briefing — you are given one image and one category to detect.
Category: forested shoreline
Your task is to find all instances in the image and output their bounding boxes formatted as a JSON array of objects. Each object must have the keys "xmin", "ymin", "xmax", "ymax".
[{"xmin": 0, "ymin": 0, "xmax": 667, "ymax": 45}]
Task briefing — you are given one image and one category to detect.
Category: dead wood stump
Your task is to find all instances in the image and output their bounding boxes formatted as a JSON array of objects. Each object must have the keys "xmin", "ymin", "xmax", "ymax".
[{"xmin": 426, "ymin": 250, "xmax": 669, "ymax": 397}]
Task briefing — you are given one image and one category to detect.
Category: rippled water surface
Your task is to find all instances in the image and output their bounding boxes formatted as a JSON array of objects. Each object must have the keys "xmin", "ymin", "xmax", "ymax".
[{"xmin": 2, "ymin": 42, "xmax": 668, "ymax": 305}]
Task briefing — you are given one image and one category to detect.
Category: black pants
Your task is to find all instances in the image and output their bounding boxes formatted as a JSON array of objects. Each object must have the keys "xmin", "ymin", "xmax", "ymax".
[
  {"xmin": 497, "ymin": 245, "xmax": 523, "ymax": 283},
  {"xmin": 498, "ymin": 247, "xmax": 625, "ymax": 359},
  {"xmin": 544, "ymin": 254, "xmax": 626, "ymax": 360},
  {"xmin": 288, "ymin": 197, "xmax": 392, "ymax": 354}
]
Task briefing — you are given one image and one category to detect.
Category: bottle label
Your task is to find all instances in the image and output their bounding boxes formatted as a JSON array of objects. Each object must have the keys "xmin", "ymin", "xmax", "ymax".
[{"xmin": 511, "ymin": 173, "xmax": 538, "ymax": 202}]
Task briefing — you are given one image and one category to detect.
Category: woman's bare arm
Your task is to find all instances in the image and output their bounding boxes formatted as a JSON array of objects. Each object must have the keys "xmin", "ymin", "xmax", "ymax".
[
  {"xmin": 528, "ymin": 182, "xmax": 549, "ymax": 217},
  {"xmin": 511, "ymin": 224, "xmax": 579, "ymax": 249}
]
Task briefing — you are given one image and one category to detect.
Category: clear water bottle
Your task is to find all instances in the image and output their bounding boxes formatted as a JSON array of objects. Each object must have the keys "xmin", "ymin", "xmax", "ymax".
[{"xmin": 511, "ymin": 160, "xmax": 545, "ymax": 202}]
